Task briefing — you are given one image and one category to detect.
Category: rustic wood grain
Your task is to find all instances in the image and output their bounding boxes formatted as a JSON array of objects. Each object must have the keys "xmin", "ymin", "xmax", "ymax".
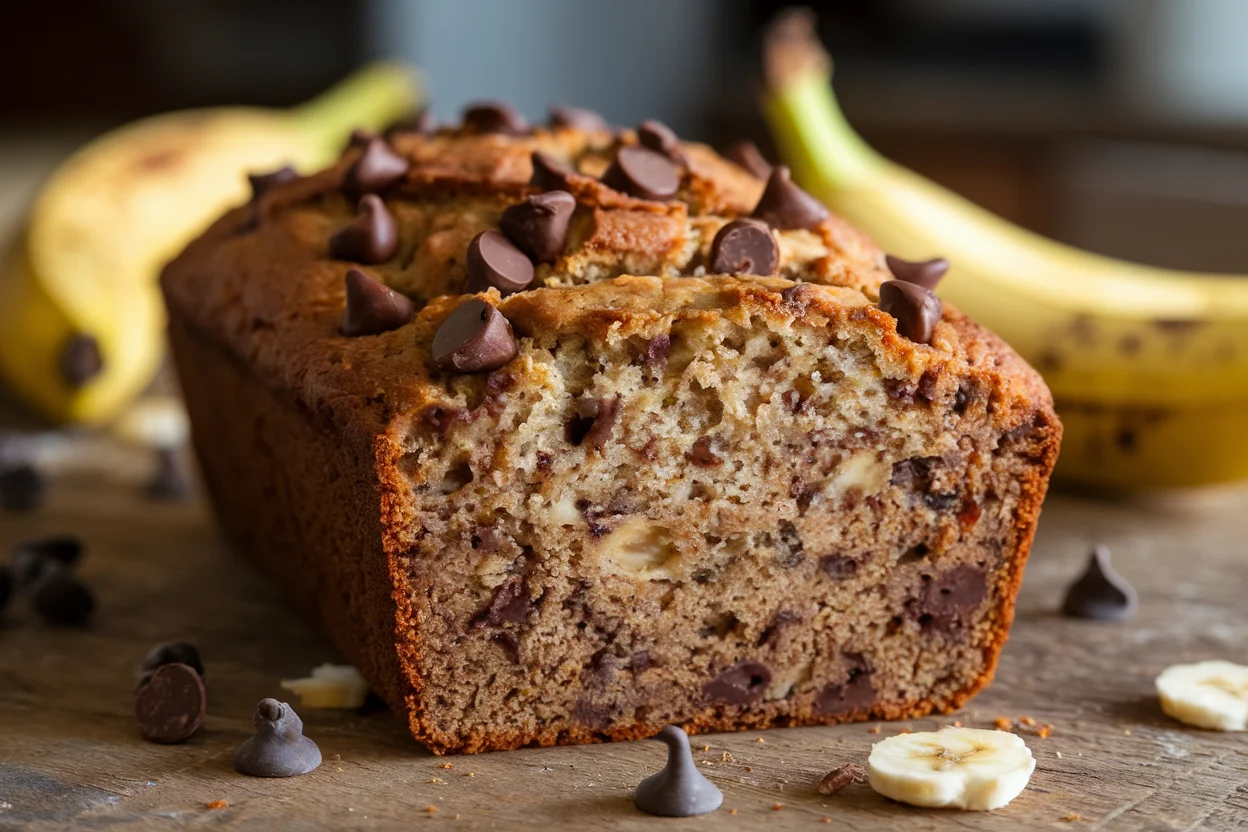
[{"xmin": 1, "ymin": 439, "xmax": 1247, "ymax": 831}]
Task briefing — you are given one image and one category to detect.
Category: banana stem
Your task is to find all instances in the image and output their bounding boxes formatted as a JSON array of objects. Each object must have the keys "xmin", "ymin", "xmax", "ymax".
[
  {"xmin": 760, "ymin": 10, "xmax": 883, "ymax": 193},
  {"xmin": 291, "ymin": 62, "xmax": 422, "ymax": 157}
]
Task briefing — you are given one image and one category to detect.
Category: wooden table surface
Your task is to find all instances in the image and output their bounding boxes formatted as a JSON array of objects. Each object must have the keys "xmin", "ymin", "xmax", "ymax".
[{"xmin": 1, "ymin": 428, "xmax": 1246, "ymax": 832}]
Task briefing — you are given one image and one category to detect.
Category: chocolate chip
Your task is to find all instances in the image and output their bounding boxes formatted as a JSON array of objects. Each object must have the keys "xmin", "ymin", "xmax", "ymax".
[
  {"xmin": 462, "ymin": 102, "xmax": 528, "ymax": 136},
  {"xmin": 708, "ymin": 218, "xmax": 778, "ymax": 276},
  {"xmin": 818, "ymin": 762, "xmax": 869, "ymax": 795},
  {"xmin": 473, "ymin": 574, "xmax": 531, "ymax": 628},
  {"xmin": 343, "ymin": 137, "xmax": 409, "ymax": 195},
  {"xmin": 879, "ymin": 280, "xmax": 942, "ymax": 345},
  {"xmin": 500, "ymin": 190, "xmax": 576, "ymax": 264},
  {"xmin": 751, "ymin": 165, "xmax": 829, "ymax": 231},
  {"xmin": 146, "ymin": 447, "xmax": 192, "ymax": 501},
  {"xmin": 886, "ymin": 254, "xmax": 949, "ymax": 291},
  {"xmin": 776, "ymin": 520, "xmax": 804, "ymax": 568},
  {"xmin": 601, "ymin": 146, "xmax": 680, "ymax": 201},
  {"xmin": 59, "ymin": 334, "xmax": 103, "ymax": 387},
  {"xmin": 341, "ymin": 268, "xmax": 415, "ymax": 337},
  {"xmin": 490, "ymin": 631, "xmax": 520, "ymax": 663},
  {"xmin": 820, "ymin": 554, "xmax": 859, "ymax": 580},
  {"xmin": 637, "ymin": 120, "xmax": 684, "ymax": 163},
  {"xmin": 913, "ymin": 564, "xmax": 987, "ymax": 632},
  {"xmin": 549, "ymin": 105, "xmax": 608, "ymax": 132},
  {"xmin": 814, "ymin": 669, "xmax": 875, "ymax": 715},
  {"xmin": 12, "ymin": 536, "xmax": 83, "ymax": 588},
  {"xmin": 248, "ymin": 165, "xmax": 297, "ymax": 199},
  {"xmin": 135, "ymin": 663, "xmax": 206, "ymax": 744},
  {"xmin": 1061, "ymin": 545, "xmax": 1138, "ymax": 621},
  {"xmin": 0, "ymin": 464, "xmax": 44, "ymax": 512},
  {"xmin": 567, "ymin": 397, "xmax": 619, "ymax": 451},
  {"xmin": 140, "ymin": 642, "xmax": 204, "ymax": 688},
  {"xmin": 685, "ymin": 436, "xmax": 721, "ymax": 467},
  {"xmin": 530, "ymin": 151, "xmax": 576, "ymax": 191},
  {"xmin": 234, "ymin": 699, "xmax": 321, "ymax": 777},
  {"xmin": 642, "ymin": 334, "xmax": 670, "ymax": 368},
  {"xmin": 465, "ymin": 250, "xmax": 534, "ymax": 312},
  {"xmin": 634, "ymin": 725, "xmax": 723, "ymax": 817},
  {"xmin": 29, "ymin": 563, "xmax": 94, "ymax": 626},
  {"xmin": 385, "ymin": 108, "xmax": 436, "ymax": 138},
  {"xmin": 725, "ymin": 140, "xmax": 772, "ymax": 179},
  {"xmin": 703, "ymin": 660, "xmax": 771, "ymax": 706},
  {"xmin": 329, "ymin": 194, "xmax": 399, "ymax": 264}
]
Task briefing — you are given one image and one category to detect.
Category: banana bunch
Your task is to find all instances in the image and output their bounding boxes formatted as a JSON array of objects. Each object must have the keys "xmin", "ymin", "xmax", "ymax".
[
  {"xmin": 761, "ymin": 12, "xmax": 1248, "ymax": 490},
  {"xmin": 867, "ymin": 727, "xmax": 1035, "ymax": 811},
  {"xmin": 0, "ymin": 63, "xmax": 421, "ymax": 425}
]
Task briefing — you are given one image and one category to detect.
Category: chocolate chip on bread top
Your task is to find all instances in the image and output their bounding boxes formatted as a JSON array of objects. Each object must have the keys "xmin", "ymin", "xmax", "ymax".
[{"xmin": 160, "ymin": 103, "xmax": 1061, "ymax": 754}]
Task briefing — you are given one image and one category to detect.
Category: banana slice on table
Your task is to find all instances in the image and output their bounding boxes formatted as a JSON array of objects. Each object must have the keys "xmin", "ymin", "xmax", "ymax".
[
  {"xmin": 1156, "ymin": 660, "xmax": 1248, "ymax": 731},
  {"xmin": 867, "ymin": 727, "xmax": 1035, "ymax": 811}
]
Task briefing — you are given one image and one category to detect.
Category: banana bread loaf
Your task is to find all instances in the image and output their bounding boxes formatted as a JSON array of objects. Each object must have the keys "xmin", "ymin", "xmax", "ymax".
[{"xmin": 160, "ymin": 104, "xmax": 1060, "ymax": 754}]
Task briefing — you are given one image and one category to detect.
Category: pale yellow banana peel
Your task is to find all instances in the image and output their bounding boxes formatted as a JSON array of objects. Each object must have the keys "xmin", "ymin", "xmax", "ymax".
[
  {"xmin": 761, "ymin": 11, "xmax": 1248, "ymax": 489},
  {"xmin": 0, "ymin": 62, "xmax": 421, "ymax": 425}
]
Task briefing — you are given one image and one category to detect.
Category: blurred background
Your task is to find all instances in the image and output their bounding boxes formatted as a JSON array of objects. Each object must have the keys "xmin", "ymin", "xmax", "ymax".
[{"xmin": 7, "ymin": 0, "xmax": 1248, "ymax": 272}]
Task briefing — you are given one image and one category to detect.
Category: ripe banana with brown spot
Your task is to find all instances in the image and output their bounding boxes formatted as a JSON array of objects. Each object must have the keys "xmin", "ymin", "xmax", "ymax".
[{"xmin": 761, "ymin": 11, "xmax": 1248, "ymax": 489}]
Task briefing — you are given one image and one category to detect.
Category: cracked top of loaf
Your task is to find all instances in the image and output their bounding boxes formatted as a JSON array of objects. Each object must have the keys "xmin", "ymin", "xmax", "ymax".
[{"xmin": 160, "ymin": 109, "xmax": 1054, "ymax": 443}]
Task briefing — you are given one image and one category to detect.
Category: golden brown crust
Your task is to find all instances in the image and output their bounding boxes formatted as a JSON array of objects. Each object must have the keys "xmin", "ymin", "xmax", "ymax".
[{"xmin": 162, "ymin": 120, "xmax": 1060, "ymax": 755}]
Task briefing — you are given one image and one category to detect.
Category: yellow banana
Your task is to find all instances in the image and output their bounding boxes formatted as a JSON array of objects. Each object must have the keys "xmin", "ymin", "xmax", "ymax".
[
  {"xmin": 1, "ymin": 63, "xmax": 420, "ymax": 425},
  {"xmin": 760, "ymin": 12, "xmax": 1248, "ymax": 489}
]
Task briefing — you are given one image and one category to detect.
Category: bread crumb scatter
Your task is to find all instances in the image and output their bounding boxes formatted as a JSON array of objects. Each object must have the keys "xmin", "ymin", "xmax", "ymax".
[
  {"xmin": 821, "ymin": 819, "xmax": 832, "ymax": 825},
  {"xmin": 205, "ymin": 800, "xmax": 228, "ymax": 810},
  {"xmin": 425, "ymin": 805, "xmax": 437, "ymax": 814},
  {"xmin": 994, "ymin": 716, "xmax": 1012, "ymax": 731},
  {"xmin": 771, "ymin": 803, "xmax": 784, "ymax": 811},
  {"xmin": 868, "ymin": 726, "xmax": 881, "ymax": 735},
  {"xmin": 1063, "ymin": 813, "xmax": 1084, "ymax": 822},
  {"xmin": 441, "ymin": 762, "xmax": 454, "ymax": 769},
  {"xmin": 729, "ymin": 808, "xmax": 738, "ymax": 815}
]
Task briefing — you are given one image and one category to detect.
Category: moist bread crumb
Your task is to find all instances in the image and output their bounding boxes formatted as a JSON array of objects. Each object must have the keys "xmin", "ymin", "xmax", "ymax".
[{"xmin": 161, "ymin": 109, "xmax": 1060, "ymax": 754}]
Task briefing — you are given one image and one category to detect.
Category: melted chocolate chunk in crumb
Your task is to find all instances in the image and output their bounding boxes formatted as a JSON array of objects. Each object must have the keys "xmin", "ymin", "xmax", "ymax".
[
  {"xmin": 342, "ymin": 268, "xmax": 415, "ymax": 337},
  {"xmin": 912, "ymin": 565, "xmax": 988, "ymax": 633},
  {"xmin": 879, "ymin": 280, "xmax": 942, "ymax": 345},
  {"xmin": 499, "ymin": 190, "xmax": 576, "ymax": 264},
  {"xmin": 814, "ymin": 668, "xmax": 875, "ymax": 715},
  {"xmin": 329, "ymin": 195, "xmax": 398, "ymax": 264},
  {"xmin": 703, "ymin": 660, "xmax": 771, "ymax": 705},
  {"xmin": 601, "ymin": 146, "xmax": 680, "ymax": 201},
  {"xmin": 709, "ymin": 219, "xmax": 778, "ymax": 276}
]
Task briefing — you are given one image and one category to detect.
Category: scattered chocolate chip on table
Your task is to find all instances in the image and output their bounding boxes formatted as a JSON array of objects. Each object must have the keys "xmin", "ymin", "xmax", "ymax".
[
  {"xmin": 633, "ymin": 725, "xmax": 722, "ymax": 817},
  {"xmin": 234, "ymin": 699, "xmax": 321, "ymax": 777}
]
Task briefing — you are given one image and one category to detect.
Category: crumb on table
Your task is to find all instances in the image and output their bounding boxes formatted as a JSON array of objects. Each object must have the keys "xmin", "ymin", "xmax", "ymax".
[{"xmin": 205, "ymin": 800, "xmax": 228, "ymax": 810}]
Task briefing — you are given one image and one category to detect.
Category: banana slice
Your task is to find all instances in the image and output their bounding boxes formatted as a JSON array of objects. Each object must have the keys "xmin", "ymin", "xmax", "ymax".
[
  {"xmin": 1156, "ymin": 660, "xmax": 1248, "ymax": 731},
  {"xmin": 280, "ymin": 663, "xmax": 369, "ymax": 709},
  {"xmin": 867, "ymin": 727, "xmax": 1035, "ymax": 811}
]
